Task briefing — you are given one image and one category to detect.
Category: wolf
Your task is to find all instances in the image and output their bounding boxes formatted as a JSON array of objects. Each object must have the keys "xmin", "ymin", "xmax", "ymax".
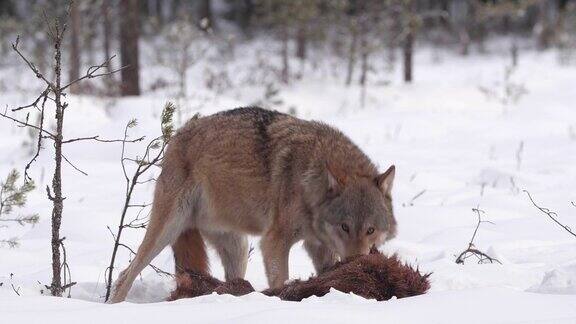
[{"xmin": 109, "ymin": 107, "xmax": 396, "ymax": 303}]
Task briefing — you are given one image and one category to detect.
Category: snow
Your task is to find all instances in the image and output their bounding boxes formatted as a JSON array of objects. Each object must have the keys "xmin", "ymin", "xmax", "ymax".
[
  {"xmin": 1, "ymin": 42, "xmax": 576, "ymax": 323},
  {"xmin": 1, "ymin": 288, "xmax": 576, "ymax": 324}
]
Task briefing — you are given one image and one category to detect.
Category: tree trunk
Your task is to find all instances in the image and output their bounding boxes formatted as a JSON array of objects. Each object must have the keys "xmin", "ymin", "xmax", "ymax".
[
  {"xmin": 510, "ymin": 39, "xmax": 518, "ymax": 67},
  {"xmin": 49, "ymin": 24, "xmax": 66, "ymax": 298},
  {"xmin": 68, "ymin": 0, "xmax": 81, "ymax": 94},
  {"xmin": 86, "ymin": 3, "xmax": 101, "ymax": 66},
  {"xmin": 296, "ymin": 25, "xmax": 306, "ymax": 61},
  {"xmin": 281, "ymin": 26, "xmax": 289, "ymax": 84},
  {"xmin": 197, "ymin": 0, "xmax": 214, "ymax": 30},
  {"xmin": 120, "ymin": 0, "xmax": 140, "ymax": 96},
  {"xmin": 453, "ymin": 0, "xmax": 470, "ymax": 56},
  {"xmin": 156, "ymin": 0, "xmax": 165, "ymax": 26},
  {"xmin": 359, "ymin": 34, "xmax": 368, "ymax": 87},
  {"xmin": 102, "ymin": 0, "xmax": 114, "ymax": 95},
  {"xmin": 556, "ymin": 0, "xmax": 567, "ymax": 49},
  {"xmin": 536, "ymin": 1, "xmax": 554, "ymax": 49},
  {"xmin": 459, "ymin": 27, "xmax": 470, "ymax": 56},
  {"xmin": 178, "ymin": 46, "xmax": 188, "ymax": 98},
  {"xmin": 359, "ymin": 32, "xmax": 369, "ymax": 108},
  {"xmin": 402, "ymin": 0, "xmax": 416, "ymax": 83},
  {"xmin": 147, "ymin": 0, "xmax": 158, "ymax": 17},
  {"xmin": 384, "ymin": 7, "xmax": 398, "ymax": 72},
  {"xmin": 439, "ymin": 0, "xmax": 450, "ymax": 29},
  {"xmin": 235, "ymin": 0, "xmax": 254, "ymax": 37},
  {"xmin": 403, "ymin": 28, "xmax": 414, "ymax": 83},
  {"xmin": 345, "ymin": 23, "xmax": 357, "ymax": 86}
]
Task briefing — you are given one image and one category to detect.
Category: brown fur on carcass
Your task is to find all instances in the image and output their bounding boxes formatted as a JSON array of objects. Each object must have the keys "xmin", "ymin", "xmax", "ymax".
[
  {"xmin": 168, "ymin": 271, "xmax": 255, "ymax": 300},
  {"xmin": 169, "ymin": 248, "xmax": 430, "ymax": 302}
]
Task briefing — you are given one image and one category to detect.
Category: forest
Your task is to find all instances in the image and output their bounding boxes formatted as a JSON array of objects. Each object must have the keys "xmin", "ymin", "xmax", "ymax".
[
  {"xmin": 0, "ymin": 1, "xmax": 575, "ymax": 323},
  {"xmin": 0, "ymin": 0, "xmax": 574, "ymax": 95}
]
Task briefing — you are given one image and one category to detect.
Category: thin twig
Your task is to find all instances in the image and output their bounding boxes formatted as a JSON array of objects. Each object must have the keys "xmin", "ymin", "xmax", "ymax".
[
  {"xmin": 127, "ymin": 204, "xmax": 150, "ymax": 208},
  {"xmin": 135, "ymin": 178, "xmax": 156, "ymax": 185},
  {"xmin": 455, "ymin": 207, "xmax": 501, "ymax": 265},
  {"xmin": 0, "ymin": 106, "xmax": 55, "ymax": 139},
  {"xmin": 23, "ymin": 94, "xmax": 48, "ymax": 182},
  {"xmin": 61, "ymin": 153, "xmax": 88, "ymax": 176},
  {"xmin": 12, "ymin": 87, "xmax": 50, "ymax": 112},
  {"xmin": 104, "ymin": 226, "xmax": 171, "ymax": 277},
  {"xmin": 12, "ymin": 36, "xmax": 56, "ymax": 90},
  {"xmin": 61, "ymin": 55, "xmax": 127, "ymax": 91},
  {"xmin": 524, "ymin": 190, "xmax": 576, "ymax": 238},
  {"xmin": 0, "ymin": 216, "xmax": 38, "ymax": 224},
  {"xmin": 59, "ymin": 238, "xmax": 76, "ymax": 297},
  {"xmin": 105, "ymin": 105, "xmax": 175, "ymax": 301},
  {"xmin": 11, "ymin": 283, "xmax": 20, "ymax": 296},
  {"xmin": 117, "ymin": 243, "xmax": 173, "ymax": 277},
  {"xmin": 403, "ymin": 189, "xmax": 425, "ymax": 207},
  {"xmin": 62, "ymin": 135, "xmax": 145, "ymax": 144}
]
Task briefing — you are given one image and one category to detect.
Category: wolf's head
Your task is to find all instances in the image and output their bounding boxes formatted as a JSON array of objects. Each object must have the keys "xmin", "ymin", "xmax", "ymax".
[{"xmin": 304, "ymin": 165, "xmax": 396, "ymax": 259}]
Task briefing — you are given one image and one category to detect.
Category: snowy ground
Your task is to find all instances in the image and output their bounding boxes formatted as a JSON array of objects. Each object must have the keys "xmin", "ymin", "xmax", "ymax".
[{"xmin": 1, "ymin": 43, "xmax": 576, "ymax": 323}]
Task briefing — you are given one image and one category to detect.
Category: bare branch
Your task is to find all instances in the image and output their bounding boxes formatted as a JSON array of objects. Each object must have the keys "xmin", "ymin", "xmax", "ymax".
[
  {"xmin": 12, "ymin": 87, "xmax": 50, "ymax": 112},
  {"xmin": 12, "ymin": 36, "xmax": 56, "ymax": 90},
  {"xmin": 403, "ymin": 189, "xmax": 425, "ymax": 207},
  {"xmin": 23, "ymin": 94, "xmax": 48, "ymax": 182},
  {"xmin": 103, "ymin": 232, "xmax": 173, "ymax": 278},
  {"xmin": 455, "ymin": 247, "xmax": 501, "ymax": 265},
  {"xmin": 43, "ymin": 11, "xmax": 57, "ymax": 41},
  {"xmin": 62, "ymin": 135, "xmax": 145, "ymax": 144},
  {"xmin": 468, "ymin": 207, "xmax": 484, "ymax": 244},
  {"xmin": 0, "ymin": 106, "xmax": 55, "ymax": 139},
  {"xmin": 45, "ymin": 186, "xmax": 54, "ymax": 201},
  {"xmin": 62, "ymin": 282, "xmax": 77, "ymax": 290},
  {"xmin": 136, "ymin": 178, "xmax": 156, "ymax": 185},
  {"xmin": 524, "ymin": 190, "xmax": 576, "ymax": 239},
  {"xmin": 117, "ymin": 243, "xmax": 173, "ymax": 277},
  {"xmin": 127, "ymin": 204, "xmax": 150, "ymax": 208},
  {"xmin": 59, "ymin": 238, "xmax": 75, "ymax": 297},
  {"xmin": 61, "ymin": 153, "xmax": 88, "ymax": 176},
  {"xmin": 455, "ymin": 207, "xmax": 501, "ymax": 265},
  {"xmin": 11, "ymin": 283, "xmax": 20, "ymax": 296},
  {"xmin": 105, "ymin": 104, "xmax": 176, "ymax": 301},
  {"xmin": 61, "ymin": 55, "xmax": 127, "ymax": 92},
  {"xmin": 0, "ymin": 215, "xmax": 40, "ymax": 226},
  {"xmin": 0, "ymin": 238, "xmax": 19, "ymax": 248}
]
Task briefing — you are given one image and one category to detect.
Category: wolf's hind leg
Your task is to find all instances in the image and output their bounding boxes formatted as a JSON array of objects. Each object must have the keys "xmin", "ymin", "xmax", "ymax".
[
  {"xmin": 172, "ymin": 229, "xmax": 209, "ymax": 274},
  {"xmin": 204, "ymin": 231, "xmax": 248, "ymax": 280},
  {"xmin": 108, "ymin": 185, "xmax": 197, "ymax": 303}
]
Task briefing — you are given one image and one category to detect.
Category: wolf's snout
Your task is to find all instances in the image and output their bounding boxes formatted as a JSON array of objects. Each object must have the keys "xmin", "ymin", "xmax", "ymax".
[{"xmin": 343, "ymin": 244, "xmax": 371, "ymax": 259}]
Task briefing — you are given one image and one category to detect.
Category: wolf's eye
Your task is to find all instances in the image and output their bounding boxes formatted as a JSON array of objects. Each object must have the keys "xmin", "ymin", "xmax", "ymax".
[
  {"xmin": 341, "ymin": 223, "xmax": 350, "ymax": 233},
  {"xmin": 366, "ymin": 227, "xmax": 375, "ymax": 235}
]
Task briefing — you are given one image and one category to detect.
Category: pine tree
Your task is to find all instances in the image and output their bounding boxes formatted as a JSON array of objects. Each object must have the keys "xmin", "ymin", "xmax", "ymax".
[{"xmin": 0, "ymin": 170, "xmax": 39, "ymax": 248}]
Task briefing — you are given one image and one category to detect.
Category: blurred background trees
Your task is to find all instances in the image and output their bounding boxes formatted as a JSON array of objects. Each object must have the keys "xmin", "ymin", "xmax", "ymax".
[{"xmin": 0, "ymin": 0, "xmax": 574, "ymax": 96}]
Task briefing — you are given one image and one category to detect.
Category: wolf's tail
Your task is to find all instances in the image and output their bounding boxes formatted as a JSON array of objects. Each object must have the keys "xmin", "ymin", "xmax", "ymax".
[{"xmin": 172, "ymin": 228, "xmax": 209, "ymax": 274}]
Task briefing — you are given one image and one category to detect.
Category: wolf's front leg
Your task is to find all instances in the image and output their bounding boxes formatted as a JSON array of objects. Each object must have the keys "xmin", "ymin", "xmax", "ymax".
[
  {"xmin": 304, "ymin": 239, "xmax": 338, "ymax": 274},
  {"xmin": 261, "ymin": 228, "xmax": 292, "ymax": 288}
]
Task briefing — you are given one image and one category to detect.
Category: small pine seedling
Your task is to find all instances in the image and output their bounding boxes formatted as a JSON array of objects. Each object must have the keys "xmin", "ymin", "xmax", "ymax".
[{"xmin": 0, "ymin": 169, "xmax": 39, "ymax": 248}]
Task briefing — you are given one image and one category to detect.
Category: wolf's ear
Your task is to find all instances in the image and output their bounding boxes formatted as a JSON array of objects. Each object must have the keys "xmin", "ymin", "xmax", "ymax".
[
  {"xmin": 376, "ymin": 165, "xmax": 395, "ymax": 195},
  {"xmin": 326, "ymin": 167, "xmax": 343, "ymax": 194},
  {"xmin": 302, "ymin": 163, "xmax": 344, "ymax": 206}
]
